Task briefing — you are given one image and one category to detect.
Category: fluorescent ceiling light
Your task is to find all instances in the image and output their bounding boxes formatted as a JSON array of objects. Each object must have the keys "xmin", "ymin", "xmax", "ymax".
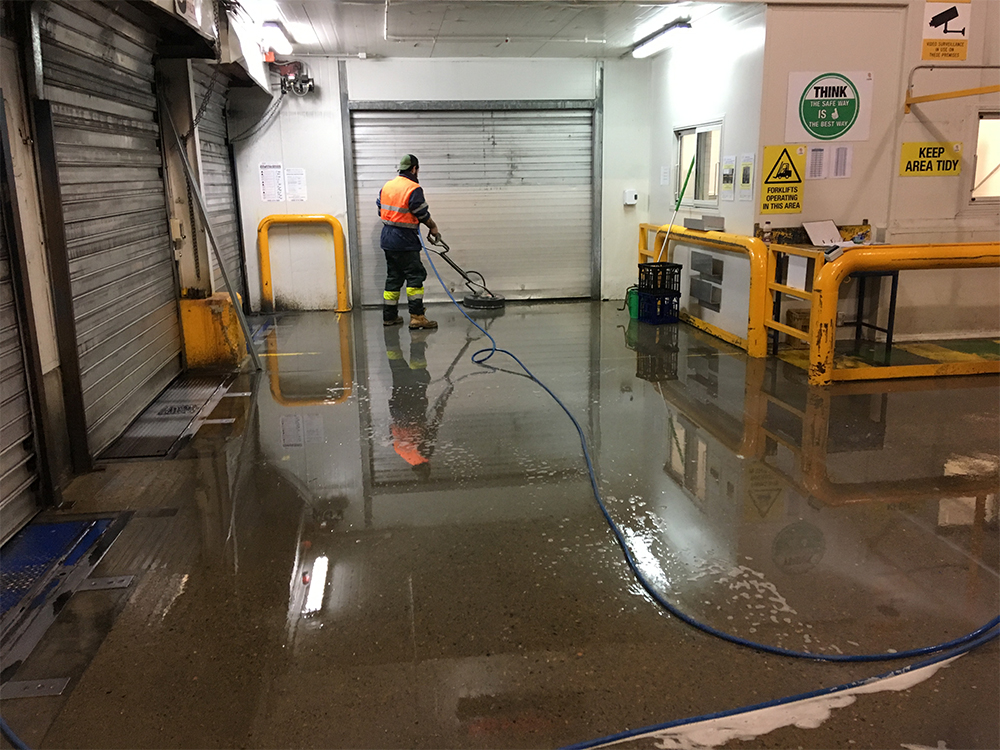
[
  {"xmin": 631, "ymin": 17, "xmax": 692, "ymax": 59},
  {"xmin": 262, "ymin": 21, "xmax": 293, "ymax": 56}
]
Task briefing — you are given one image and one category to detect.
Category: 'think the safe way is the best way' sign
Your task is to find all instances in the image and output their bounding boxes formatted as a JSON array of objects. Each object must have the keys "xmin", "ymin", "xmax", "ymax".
[{"xmin": 785, "ymin": 71, "xmax": 874, "ymax": 143}]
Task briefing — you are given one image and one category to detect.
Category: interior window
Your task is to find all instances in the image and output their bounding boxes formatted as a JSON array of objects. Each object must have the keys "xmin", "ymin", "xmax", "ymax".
[
  {"xmin": 972, "ymin": 113, "xmax": 1000, "ymax": 200},
  {"xmin": 676, "ymin": 123, "xmax": 722, "ymax": 205}
]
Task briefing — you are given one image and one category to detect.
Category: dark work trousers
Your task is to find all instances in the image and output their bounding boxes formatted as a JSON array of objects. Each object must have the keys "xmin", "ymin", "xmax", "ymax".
[{"xmin": 383, "ymin": 250, "xmax": 428, "ymax": 320}]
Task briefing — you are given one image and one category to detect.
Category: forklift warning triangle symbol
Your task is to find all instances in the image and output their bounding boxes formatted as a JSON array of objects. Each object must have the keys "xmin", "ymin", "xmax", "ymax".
[{"xmin": 764, "ymin": 148, "xmax": 802, "ymax": 184}]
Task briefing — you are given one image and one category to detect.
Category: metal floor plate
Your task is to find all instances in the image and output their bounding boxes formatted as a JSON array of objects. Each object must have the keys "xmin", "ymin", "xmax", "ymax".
[{"xmin": 99, "ymin": 374, "xmax": 232, "ymax": 460}]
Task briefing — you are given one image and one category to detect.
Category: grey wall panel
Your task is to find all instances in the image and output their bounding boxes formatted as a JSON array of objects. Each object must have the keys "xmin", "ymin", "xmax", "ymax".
[
  {"xmin": 192, "ymin": 62, "xmax": 244, "ymax": 300},
  {"xmin": 40, "ymin": 0, "xmax": 182, "ymax": 456},
  {"xmin": 351, "ymin": 109, "xmax": 593, "ymax": 305}
]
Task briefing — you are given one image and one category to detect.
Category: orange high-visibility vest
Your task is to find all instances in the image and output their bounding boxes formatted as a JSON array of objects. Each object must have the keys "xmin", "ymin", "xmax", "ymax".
[
  {"xmin": 392, "ymin": 424, "xmax": 428, "ymax": 466},
  {"xmin": 380, "ymin": 176, "xmax": 420, "ymax": 228}
]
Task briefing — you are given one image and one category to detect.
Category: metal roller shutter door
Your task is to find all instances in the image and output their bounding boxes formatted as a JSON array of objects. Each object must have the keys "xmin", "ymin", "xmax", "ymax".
[
  {"xmin": 39, "ymin": 0, "xmax": 182, "ymax": 455},
  {"xmin": 192, "ymin": 62, "xmax": 244, "ymax": 301},
  {"xmin": 0, "ymin": 198, "xmax": 40, "ymax": 542},
  {"xmin": 352, "ymin": 109, "xmax": 593, "ymax": 306}
]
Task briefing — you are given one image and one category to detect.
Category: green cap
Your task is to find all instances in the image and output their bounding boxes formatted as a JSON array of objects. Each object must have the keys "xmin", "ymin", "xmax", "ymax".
[{"xmin": 398, "ymin": 154, "xmax": 419, "ymax": 172}]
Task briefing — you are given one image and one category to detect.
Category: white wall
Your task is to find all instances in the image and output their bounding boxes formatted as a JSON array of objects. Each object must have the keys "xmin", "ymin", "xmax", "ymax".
[
  {"xmin": 648, "ymin": 4, "xmax": 767, "ymax": 236},
  {"xmin": 345, "ymin": 58, "xmax": 598, "ymax": 101},
  {"xmin": 641, "ymin": 4, "xmax": 766, "ymax": 333},
  {"xmin": 760, "ymin": 0, "xmax": 1000, "ymax": 339},
  {"xmin": 601, "ymin": 58, "xmax": 652, "ymax": 299},
  {"xmin": 230, "ymin": 58, "xmax": 350, "ymax": 311}
]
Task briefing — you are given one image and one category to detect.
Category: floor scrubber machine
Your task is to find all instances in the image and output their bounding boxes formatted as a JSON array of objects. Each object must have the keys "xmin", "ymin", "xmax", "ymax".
[{"xmin": 424, "ymin": 235, "xmax": 506, "ymax": 310}]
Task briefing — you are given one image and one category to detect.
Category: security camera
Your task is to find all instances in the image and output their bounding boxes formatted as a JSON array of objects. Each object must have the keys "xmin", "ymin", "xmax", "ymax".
[{"xmin": 928, "ymin": 6, "xmax": 965, "ymax": 35}]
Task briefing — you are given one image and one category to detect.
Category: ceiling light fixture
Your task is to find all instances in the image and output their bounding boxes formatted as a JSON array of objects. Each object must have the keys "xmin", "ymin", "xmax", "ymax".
[
  {"xmin": 262, "ymin": 20, "xmax": 293, "ymax": 56},
  {"xmin": 630, "ymin": 16, "xmax": 692, "ymax": 59}
]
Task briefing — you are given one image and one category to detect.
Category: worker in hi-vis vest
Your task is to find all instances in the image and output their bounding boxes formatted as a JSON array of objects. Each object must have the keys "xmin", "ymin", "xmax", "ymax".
[
  {"xmin": 377, "ymin": 154, "xmax": 441, "ymax": 329},
  {"xmin": 384, "ymin": 326, "xmax": 434, "ymax": 479}
]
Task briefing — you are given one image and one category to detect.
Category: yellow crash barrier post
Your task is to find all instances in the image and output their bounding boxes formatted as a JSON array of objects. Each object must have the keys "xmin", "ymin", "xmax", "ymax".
[
  {"xmin": 638, "ymin": 223, "xmax": 769, "ymax": 357},
  {"xmin": 179, "ymin": 294, "xmax": 247, "ymax": 368},
  {"xmin": 257, "ymin": 214, "xmax": 351, "ymax": 313},
  {"xmin": 809, "ymin": 242, "xmax": 1000, "ymax": 385}
]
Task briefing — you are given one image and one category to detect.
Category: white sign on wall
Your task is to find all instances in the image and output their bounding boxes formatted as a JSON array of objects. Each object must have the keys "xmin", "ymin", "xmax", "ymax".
[
  {"xmin": 285, "ymin": 168, "xmax": 308, "ymax": 202},
  {"xmin": 721, "ymin": 155, "xmax": 736, "ymax": 201},
  {"xmin": 785, "ymin": 71, "xmax": 873, "ymax": 142},
  {"xmin": 922, "ymin": 1, "xmax": 970, "ymax": 61},
  {"xmin": 259, "ymin": 163, "xmax": 284, "ymax": 202},
  {"xmin": 738, "ymin": 153, "xmax": 755, "ymax": 201}
]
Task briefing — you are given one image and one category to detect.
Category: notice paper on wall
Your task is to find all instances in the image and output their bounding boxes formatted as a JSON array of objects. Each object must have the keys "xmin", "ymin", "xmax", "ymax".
[
  {"xmin": 721, "ymin": 156, "xmax": 736, "ymax": 201},
  {"xmin": 285, "ymin": 168, "xmax": 307, "ymax": 201},
  {"xmin": 807, "ymin": 145, "xmax": 854, "ymax": 180},
  {"xmin": 738, "ymin": 153, "xmax": 755, "ymax": 201},
  {"xmin": 260, "ymin": 162, "xmax": 284, "ymax": 202}
]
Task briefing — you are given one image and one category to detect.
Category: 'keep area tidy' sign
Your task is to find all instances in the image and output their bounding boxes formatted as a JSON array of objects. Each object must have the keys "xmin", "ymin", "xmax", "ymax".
[{"xmin": 899, "ymin": 142, "xmax": 962, "ymax": 176}]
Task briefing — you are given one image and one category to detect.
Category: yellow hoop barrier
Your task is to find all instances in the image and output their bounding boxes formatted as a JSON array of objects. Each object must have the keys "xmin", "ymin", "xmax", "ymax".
[
  {"xmin": 809, "ymin": 242, "xmax": 1000, "ymax": 385},
  {"xmin": 257, "ymin": 214, "xmax": 351, "ymax": 313},
  {"xmin": 639, "ymin": 223, "xmax": 769, "ymax": 357},
  {"xmin": 265, "ymin": 315, "xmax": 353, "ymax": 406}
]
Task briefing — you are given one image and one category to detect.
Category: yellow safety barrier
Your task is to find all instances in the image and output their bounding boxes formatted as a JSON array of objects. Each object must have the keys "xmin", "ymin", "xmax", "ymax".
[
  {"xmin": 265, "ymin": 315, "xmax": 353, "ymax": 406},
  {"xmin": 797, "ymin": 381, "xmax": 999, "ymax": 505},
  {"xmin": 809, "ymin": 242, "xmax": 1000, "ymax": 385},
  {"xmin": 639, "ymin": 223, "xmax": 769, "ymax": 356},
  {"xmin": 257, "ymin": 214, "xmax": 351, "ymax": 313}
]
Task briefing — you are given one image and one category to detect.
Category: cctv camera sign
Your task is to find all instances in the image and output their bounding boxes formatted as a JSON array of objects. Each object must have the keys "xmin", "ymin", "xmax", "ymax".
[
  {"xmin": 785, "ymin": 72, "xmax": 873, "ymax": 142},
  {"xmin": 923, "ymin": 0, "xmax": 970, "ymax": 61}
]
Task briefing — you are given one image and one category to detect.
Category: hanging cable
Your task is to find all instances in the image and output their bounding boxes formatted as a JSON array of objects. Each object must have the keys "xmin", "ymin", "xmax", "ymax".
[{"xmin": 229, "ymin": 90, "xmax": 287, "ymax": 144}]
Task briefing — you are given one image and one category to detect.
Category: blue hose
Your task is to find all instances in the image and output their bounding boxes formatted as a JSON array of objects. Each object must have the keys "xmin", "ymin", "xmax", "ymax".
[
  {"xmin": 0, "ymin": 716, "xmax": 30, "ymax": 750},
  {"xmin": 421, "ymin": 241, "xmax": 1000, "ymax": 663},
  {"xmin": 560, "ymin": 623, "xmax": 998, "ymax": 750}
]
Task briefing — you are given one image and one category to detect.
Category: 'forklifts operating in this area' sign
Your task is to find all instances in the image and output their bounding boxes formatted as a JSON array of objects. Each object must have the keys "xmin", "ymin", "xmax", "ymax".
[
  {"xmin": 760, "ymin": 145, "xmax": 806, "ymax": 215},
  {"xmin": 785, "ymin": 71, "xmax": 873, "ymax": 142}
]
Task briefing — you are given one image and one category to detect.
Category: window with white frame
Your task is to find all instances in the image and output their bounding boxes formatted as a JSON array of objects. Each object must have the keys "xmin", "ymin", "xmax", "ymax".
[
  {"xmin": 675, "ymin": 122, "xmax": 722, "ymax": 206},
  {"xmin": 972, "ymin": 112, "xmax": 999, "ymax": 201}
]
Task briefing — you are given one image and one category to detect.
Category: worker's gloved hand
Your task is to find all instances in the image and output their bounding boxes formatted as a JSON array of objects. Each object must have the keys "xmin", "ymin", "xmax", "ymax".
[{"xmin": 428, "ymin": 232, "xmax": 442, "ymax": 245}]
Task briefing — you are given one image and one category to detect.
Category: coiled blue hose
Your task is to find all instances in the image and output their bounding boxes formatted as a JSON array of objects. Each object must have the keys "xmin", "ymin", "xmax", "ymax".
[{"xmin": 421, "ymin": 241, "xmax": 999, "ymax": 663}]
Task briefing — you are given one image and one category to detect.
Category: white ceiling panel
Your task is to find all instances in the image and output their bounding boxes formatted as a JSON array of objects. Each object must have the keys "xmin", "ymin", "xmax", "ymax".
[{"xmin": 257, "ymin": 1, "xmax": 728, "ymax": 59}]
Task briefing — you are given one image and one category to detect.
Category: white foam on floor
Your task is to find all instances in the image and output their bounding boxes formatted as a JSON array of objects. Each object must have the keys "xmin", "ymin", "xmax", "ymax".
[{"xmin": 601, "ymin": 656, "xmax": 959, "ymax": 750}]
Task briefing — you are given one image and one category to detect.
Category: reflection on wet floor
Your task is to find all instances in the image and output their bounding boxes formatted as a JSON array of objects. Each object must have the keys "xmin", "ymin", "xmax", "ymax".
[{"xmin": 4, "ymin": 302, "xmax": 998, "ymax": 750}]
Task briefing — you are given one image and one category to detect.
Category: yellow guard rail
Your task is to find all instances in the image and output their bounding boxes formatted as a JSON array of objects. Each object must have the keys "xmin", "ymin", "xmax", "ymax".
[
  {"xmin": 257, "ymin": 214, "xmax": 351, "ymax": 313},
  {"xmin": 809, "ymin": 242, "xmax": 1000, "ymax": 385},
  {"xmin": 639, "ymin": 223, "xmax": 769, "ymax": 357}
]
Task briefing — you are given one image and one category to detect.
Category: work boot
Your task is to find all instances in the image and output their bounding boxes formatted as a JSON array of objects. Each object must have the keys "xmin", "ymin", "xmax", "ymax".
[
  {"xmin": 408, "ymin": 314, "xmax": 438, "ymax": 330},
  {"xmin": 383, "ymin": 315, "xmax": 403, "ymax": 327}
]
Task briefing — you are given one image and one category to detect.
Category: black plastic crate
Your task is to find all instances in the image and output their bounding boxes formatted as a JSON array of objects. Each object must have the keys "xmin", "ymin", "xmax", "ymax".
[
  {"xmin": 626, "ymin": 319, "xmax": 679, "ymax": 353},
  {"xmin": 636, "ymin": 350, "xmax": 679, "ymax": 383},
  {"xmin": 637, "ymin": 291, "xmax": 680, "ymax": 324},
  {"xmin": 638, "ymin": 262, "xmax": 682, "ymax": 295}
]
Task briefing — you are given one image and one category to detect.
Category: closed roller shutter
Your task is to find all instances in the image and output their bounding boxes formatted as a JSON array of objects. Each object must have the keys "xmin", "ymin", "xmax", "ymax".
[
  {"xmin": 192, "ymin": 62, "xmax": 244, "ymax": 301},
  {"xmin": 39, "ymin": 0, "xmax": 182, "ymax": 455},
  {"xmin": 0, "ymin": 192, "xmax": 40, "ymax": 542},
  {"xmin": 352, "ymin": 109, "xmax": 593, "ymax": 305}
]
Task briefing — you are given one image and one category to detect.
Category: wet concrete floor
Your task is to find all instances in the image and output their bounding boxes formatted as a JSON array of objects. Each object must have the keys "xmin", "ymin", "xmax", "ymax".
[{"xmin": 3, "ymin": 301, "xmax": 998, "ymax": 749}]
